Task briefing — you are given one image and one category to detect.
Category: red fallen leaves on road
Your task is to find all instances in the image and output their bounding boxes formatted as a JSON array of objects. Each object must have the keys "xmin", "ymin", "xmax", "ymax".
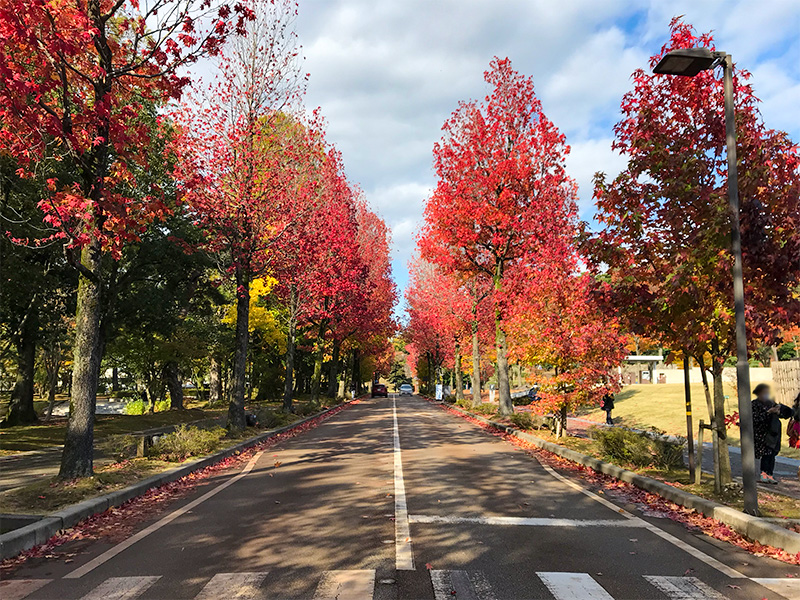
[
  {"xmin": 430, "ymin": 398, "xmax": 800, "ymax": 566},
  {"xmin": 0, "ymin": 401, "xmax": 359, "ymax": 574}
]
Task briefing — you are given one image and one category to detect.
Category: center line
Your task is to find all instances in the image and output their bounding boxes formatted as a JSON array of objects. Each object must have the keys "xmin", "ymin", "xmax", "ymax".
[{"xmin": 393, "ymin": 397, "xmax": 414, "ymax": 570}]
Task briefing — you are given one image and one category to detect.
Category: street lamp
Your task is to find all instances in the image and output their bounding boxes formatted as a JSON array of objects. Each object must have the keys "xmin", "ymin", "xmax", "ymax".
[{"xmin": 653, "ymin": 48, "xmax": 759, "ymax": 515}]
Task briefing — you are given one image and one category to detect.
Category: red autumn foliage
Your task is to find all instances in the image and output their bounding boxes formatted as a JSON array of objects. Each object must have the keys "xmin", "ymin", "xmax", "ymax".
[{"xmin": 419, "ymin": 57, "xmax": 578, "ymax": 416}]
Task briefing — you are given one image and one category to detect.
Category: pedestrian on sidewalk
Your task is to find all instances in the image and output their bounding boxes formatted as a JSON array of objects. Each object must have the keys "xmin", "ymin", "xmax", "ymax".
[
  {"xmin": 601, "ymin": 392, "xmax": 615, "ymax": 425},
  {"xmin": 787, "ymin": 391, "xmax": 800, "ymax": 450},
  {"xmin": 752, "ymin": 383, "xmax": 793, "ymax": 484}
]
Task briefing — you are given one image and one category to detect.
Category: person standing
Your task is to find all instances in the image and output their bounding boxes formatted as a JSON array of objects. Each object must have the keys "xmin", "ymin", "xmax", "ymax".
[
  {"xmin": 601, "ymin": 392, "xmax": 615, "ymax": 425},
  {"xmin": 752, "ymin": 384, "xmax": 793, "ymax": 484},
  {"xmin": 788, "ymin": 391, "xmax": 800, "ymax": 450}
]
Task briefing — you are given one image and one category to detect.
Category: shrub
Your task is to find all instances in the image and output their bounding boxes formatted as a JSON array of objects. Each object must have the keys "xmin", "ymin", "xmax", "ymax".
[
  {"xmin": 255, "ymin": 407, "xmax": 296, "ymax": 429},
  {"xmin": 150, "ymin": 425, "xmax": 226, "ymax": 462},
  {"xmin": 591, "ymin": 427, "xmax": 685, "ymax": 470},
  {"xmin": 110, "ymin": 390, "xmax": 138, "ymax": 400},
  {"xmin": 101, "ymin": 434, "xmax": 139, "ymax": 461},
  {"xmin": 471, "ymin": 403, "xmax": 498, "ymax": 416},
  {"xmin": 652, "ymin": 438, "xmax": 685, "ymax": 469},
  {"xmin": 294, "ymin": 402, "xmax": 321, "ymax": 417},
  {"xmin": 124, "ymin": 399, "xmax": 146, "ymax": 415},
  {"xmin": 153, "ymin": 399, "xmax": 170, "ymax": 413},
  {"xmin": 509, "ymin": 412, "xmax": 534, "ymax": 430},
  {"xmin": 592, "ymin": 427, "xmax": 652, "ymax": 467}
]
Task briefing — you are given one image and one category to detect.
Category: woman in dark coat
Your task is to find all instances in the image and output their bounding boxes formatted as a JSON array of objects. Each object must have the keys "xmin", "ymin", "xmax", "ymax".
[{"xmin": 752, "ymin": 384, "xmax": 793, "ymax": 484}]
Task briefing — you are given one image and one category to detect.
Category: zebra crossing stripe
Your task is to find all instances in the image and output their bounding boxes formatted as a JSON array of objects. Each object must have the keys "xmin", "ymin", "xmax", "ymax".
[
  {"xmin": 194, "ymin": 572, "xmax": 269, "ymax": 599},
  {"xmin": 0, "ymin": 579, "xmax": 52, "ymax": 600},
  {"xmin": 80, "ymin": 576, "xmax": 161, "ymax": 600},
  {"xmin": 752, "ymin": 578, "xmax": 800, "ymax": 598},
  {"xmin": 537, "ymin": 572, "xmax": 614, "ymax": 600},
  {"xmin": 313, "ymin": 569, "xmax": 376, "ymax": 599},
  {"xmin": 644, "ymin": 576, "xmax": 727, "ymax": 599},
  {"xmin": 430, "ymin": 570, "xmax": 496, "ymax": 600}
]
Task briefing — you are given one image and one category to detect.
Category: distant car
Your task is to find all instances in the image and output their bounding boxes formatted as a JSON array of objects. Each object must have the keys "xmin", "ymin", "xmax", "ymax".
[
  {"xmin": 399, "ymin": 384, "xmax": 414, "ymax": 396},
  {"xmin": 371, "ymin": 383, "xmax": 388, "ymax": 398}
]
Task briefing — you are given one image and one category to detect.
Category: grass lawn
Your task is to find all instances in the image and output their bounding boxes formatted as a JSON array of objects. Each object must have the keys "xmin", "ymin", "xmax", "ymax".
[
  {"xmin": 0, "ymin": 407, "xmax": 226, "ymax": 453},
  {"xmin": 575, "ymin": 382, "xmax": 800, "ymax": 460}
]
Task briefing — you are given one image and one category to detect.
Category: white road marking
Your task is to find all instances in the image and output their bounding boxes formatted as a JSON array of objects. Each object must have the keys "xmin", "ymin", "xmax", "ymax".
[
  {"xmin": 392, "ymin": 397, "xmax": 414, "ymax": 570},
  {"xmin": 537, "ymin": 572, "xmax": 614, "ymax": 600},
  {"xmin": 0, "ymin": 579, "xmax": 52, "ymax": 600},
  {"xmin": 80, "ymin": 576, "xmax": 160, "ymax": 600},
  {"xmin": 410, "ymin": 515, "xmax": 643, "ymax": 527},
  {"xmin": 431, "ymin": 570, "xmax": 496, "ymax": 600},
  {"xmin": 194, "ymin": 572, "xmax": 268, "ymax": 599},
  {"xmin": 538, "ymin": 462, "xmax": 746, "ymax": 579},
  {"xmin": 313, "ymin": 569, "xmax": 375, "ymax": 599},
  {"xmin": 752, "ymin": 578, "xmax": 800, "ymax": 598},
  {"xmin": 644, "ymin": 576, "xmax": 727, "ymax": 599},
  {"xmin": 65, "ymin": 450, "xmax": 266, "ymax": 579}
]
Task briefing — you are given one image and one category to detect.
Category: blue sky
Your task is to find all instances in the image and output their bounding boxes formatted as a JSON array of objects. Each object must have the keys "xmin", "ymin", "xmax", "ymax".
[{"xmin": 293, "ymin": 1, "xmax": 800, "ymax": 314}]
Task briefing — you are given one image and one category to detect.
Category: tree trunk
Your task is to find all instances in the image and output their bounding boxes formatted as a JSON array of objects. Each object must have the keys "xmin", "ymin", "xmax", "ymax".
[
  {"xmin": 495, "ymin": 316, "xmax": 512, "ymax": 416},
  {"xmin": 228, "ymin": 268, "xmax": 250, "ymax": 431},
  {"xmin": 45, "ymin": 357, "xmax": 60, "ymax": 422},
  {"xmin": 352, "ymin": 349, "xmax": 361, "ymax": 396},
  {"xmin": 3, "ymin": 317, "xmax": 38, "ymax": 427},
  {"xmin": 454, "ymin": 341, "xmax": 464, "ymax": 401},
  {"xmin": 282, "ymin": 285, "xmax": 297, "ymax": 412},
  {"xmin": 209, "ymin": 356, "xmax": 222, "ymax": 406},
  {"xmin": 327, "ymin": 340, "xmax": 340, "ymax": 398},
  {"xmin": 310, "ymin": 321, "xmax": 327, "ymax": 403},
  {"xmin": 59, "ymin": 242, "xmax": 102, "ymax": 479},
  {"xmin": 471, "ymin": 318, "xmax": 481, "ymax": 407},
  {"xmin": 165, "ymin": 361, "xmax": 183, "ymax": 410},
  {"xmin": 711, "ymin": 355, "xmax": 732, "ymax": 485},
  {"xmin": 111, "ymin": 367, "xmax": 120, "ymax": 392},
  {"xmin": 557, "ymin": 405, "xmax": 568, "ymax": 438},
  {"xmin": 697, "ymin": 360, "xmax": 722, "ymax": 494}
]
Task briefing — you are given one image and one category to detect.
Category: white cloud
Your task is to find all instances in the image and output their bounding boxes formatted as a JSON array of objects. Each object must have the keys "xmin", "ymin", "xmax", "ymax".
[{"xmin": 285, "ymin": 0, "xmax": 800, "ymax": 301}]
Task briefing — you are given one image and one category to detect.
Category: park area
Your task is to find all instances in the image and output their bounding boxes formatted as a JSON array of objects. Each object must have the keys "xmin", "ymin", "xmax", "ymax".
[{"xmin": 577, "ymin": 383, "xmax": 800, "ymax": 460}]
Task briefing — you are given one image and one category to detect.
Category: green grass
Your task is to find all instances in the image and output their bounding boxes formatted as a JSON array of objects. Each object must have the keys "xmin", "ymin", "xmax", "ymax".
[
  {"xmin": 0, "ymin": 407, "xmax": 226, "ymax": 452},
  {"xmin": 575, "ymin": 382, "xmax": 799, "ymax": 460},
  {"xmin": 0, "ymin": 458, "xmax": 179, "ymax": 514}
]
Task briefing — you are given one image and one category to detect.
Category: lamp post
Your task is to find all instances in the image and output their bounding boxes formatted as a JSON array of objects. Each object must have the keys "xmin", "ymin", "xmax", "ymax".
[{"xmin": 653, "ymin": 47, "xmax": 759, "ymax": 515}]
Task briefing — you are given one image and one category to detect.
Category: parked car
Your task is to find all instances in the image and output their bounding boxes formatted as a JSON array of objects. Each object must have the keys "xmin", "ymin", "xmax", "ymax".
[
  {"xmin": 399, "ymin": 384, "xmax": 414, "ymax": 396},
  {"xmin": 371, "ymin": 383, "xmax": 388, "ymax": 398}
]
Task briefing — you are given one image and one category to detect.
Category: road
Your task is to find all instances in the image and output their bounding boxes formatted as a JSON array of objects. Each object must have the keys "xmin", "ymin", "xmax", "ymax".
[{"xmin": 1, "ymin": 395, "xmax": 796, "ymax": 599}]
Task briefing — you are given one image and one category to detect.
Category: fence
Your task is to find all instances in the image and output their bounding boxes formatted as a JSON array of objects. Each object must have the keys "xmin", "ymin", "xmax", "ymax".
[{"xmin": 773, "ymin": 358, "xmax": 800, "ymax": 406}]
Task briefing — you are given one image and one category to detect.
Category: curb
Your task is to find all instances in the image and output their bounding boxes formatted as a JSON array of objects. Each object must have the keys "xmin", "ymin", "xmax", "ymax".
[
  {"xmin": 0, "ymin": 400, "xmax": 355, "ymax": 560},
  {"xmin": 437, "ymin": 400, "xmax": 800, "ymax": 556}
]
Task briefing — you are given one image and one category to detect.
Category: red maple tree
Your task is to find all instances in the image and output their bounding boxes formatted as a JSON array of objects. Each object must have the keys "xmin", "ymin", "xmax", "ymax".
[
  {"xmin": 420, "ymin": 57, "xmax": 577, "ymax": 415},
  {"xmin": 0, "ymin": 0, "xmax": 251, "ymax": 476},
  {"xmin": 586, "ymin": 18, "xmax": 800, "ymax": 484}
]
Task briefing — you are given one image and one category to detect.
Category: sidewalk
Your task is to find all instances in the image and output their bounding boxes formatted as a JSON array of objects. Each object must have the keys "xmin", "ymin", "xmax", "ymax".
[
  {"xmin": 0, "ymin": 416, "xmax": 224, "ymax": 493},
  {"xmin": 567, "ymin": 416, "xmax": 800, "ymax": 500}
]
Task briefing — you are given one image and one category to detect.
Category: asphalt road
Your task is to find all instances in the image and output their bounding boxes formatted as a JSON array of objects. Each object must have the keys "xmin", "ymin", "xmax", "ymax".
[{"xmin": 1, "ymin": 395, "xmax": 796, "ymax": 599}]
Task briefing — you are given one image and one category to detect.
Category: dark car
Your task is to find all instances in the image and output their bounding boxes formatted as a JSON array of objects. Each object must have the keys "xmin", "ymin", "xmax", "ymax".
[{"xmin": 371, "ymin": 383, "xmax": 388, "ymax": 398}]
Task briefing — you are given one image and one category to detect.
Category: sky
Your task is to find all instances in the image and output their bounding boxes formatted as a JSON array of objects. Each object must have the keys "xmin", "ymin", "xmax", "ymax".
[{"xmin": 292, "ymin": 0, "xmax": 800, "ymax": 311}]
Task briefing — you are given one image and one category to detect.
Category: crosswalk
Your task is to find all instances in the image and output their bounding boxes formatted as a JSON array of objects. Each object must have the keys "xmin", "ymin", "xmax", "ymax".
[{"xmin": 1, "ymin": 569, "xmax": 799, "ymax": 599}]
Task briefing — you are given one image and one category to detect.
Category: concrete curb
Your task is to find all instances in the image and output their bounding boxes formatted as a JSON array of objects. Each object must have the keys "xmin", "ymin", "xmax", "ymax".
[
  {"xmin": 0, "ymin": 400, "xmax": 355, "ymax": 560},
  {"xmin": 438, "ymin": 400, "xmax": 800, "ymax": 556}
]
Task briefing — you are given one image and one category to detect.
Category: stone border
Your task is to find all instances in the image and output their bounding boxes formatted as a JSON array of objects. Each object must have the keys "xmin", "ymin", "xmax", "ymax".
[
  {"xmin": 0, "ymin": 401, "xmax": 355, "ymax": 560},
  {"xmin": 437, "ymin": 400, "xmax": 800, "ymax": 556}
]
